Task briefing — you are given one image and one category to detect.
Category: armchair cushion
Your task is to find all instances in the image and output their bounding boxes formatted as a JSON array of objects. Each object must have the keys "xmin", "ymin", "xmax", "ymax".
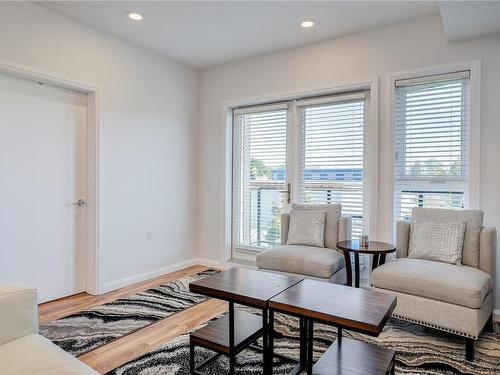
[
  {"xmin": 286, "ymin": 210, "xmax": 326, "ymax": 248},
  {"xmin": 291, "ymin": 204, "xmax": 342, "ymax": 249},
  {"xmin": 338, "ymin": 216, "xmax": 352, "ymax": 242},
  {"xmin": 280, "ymin": 213, "xmax": 290, "ymax": 245},
  {"xmin": 396, "ymin": 221, "xmax": 410, "ymax": 258},
  {"xmin": 256, "ymin": 245, "xmax": 344, "ymax": 278},
  {"xmin": 479, "ymin": 227, "xmax": 496, "ymax": 276},
  {"xmin": 371, "ymin": 258, "xmax": 492, "ymax": 309},
  {"xmin": 409, "ymin": 218, "xmax": 465, "ymax": 264},
  {"xmin": 411, "ymin": 207, "xmax": 483, "ymax": 268}
]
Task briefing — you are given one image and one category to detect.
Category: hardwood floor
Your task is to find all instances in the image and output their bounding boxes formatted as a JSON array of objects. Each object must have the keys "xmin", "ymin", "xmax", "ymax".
[{"xmin": 38, "ymin": 265, "xmax": 228, "ymax": 374}]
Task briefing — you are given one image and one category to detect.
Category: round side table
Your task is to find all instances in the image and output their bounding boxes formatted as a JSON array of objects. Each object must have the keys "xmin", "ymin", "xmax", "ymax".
[{"xmin": 337, "ymin": 240, "xmax": 396, "ymax": 288}]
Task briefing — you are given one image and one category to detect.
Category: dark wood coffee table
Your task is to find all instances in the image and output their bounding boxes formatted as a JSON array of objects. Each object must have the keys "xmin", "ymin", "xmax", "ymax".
[
  {"xmin": 189, "ymin": 267, "xmax": 302, "ymax": 375},
  {"xmin": 269, "ymin": 279, "xmax": 397, "ymax": 375},
  {"xmin": 312, "ymin": 337, "xmax": 395, "ymax": 375},
  {"xmin": 337, "ymin": 240, "xmax": 396, "ymax": 288}
]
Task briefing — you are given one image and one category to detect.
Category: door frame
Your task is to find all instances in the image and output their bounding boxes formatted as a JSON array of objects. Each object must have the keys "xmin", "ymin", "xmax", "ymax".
[
  {"xmin": 0, "ymin": 59, "xmax": 102, "ymax": 295},
  {"xmin": 220, "ymin": 79, "xmax": 379, "ymax": 263},
  {"xmin": 231, "ymin": 101, "xmax": 292, "ymax": 256}
]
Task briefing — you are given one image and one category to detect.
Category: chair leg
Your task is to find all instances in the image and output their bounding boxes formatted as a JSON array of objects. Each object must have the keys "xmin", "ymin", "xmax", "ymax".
[
  {"xmin": 465, "ymin": 338, "xmax": 474, "ymax": 361},
  {"xmin": 484, "ymin": 315, "xmax": 494, "ymax": 333}
]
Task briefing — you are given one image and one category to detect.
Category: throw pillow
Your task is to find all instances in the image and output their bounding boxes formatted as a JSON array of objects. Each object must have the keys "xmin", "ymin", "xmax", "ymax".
[
  {"xmin": 286, "ymin": 210, "xmax": 326, "ymax": 248},
  {"xmin": 409, "ymin": 218, "xmax": 466, "ymax": 264}
]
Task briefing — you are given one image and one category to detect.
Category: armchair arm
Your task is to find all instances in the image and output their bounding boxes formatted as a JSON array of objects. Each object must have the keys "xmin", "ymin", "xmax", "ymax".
[
  {"xmin": 280, "ymin": 213, "xmax": 290, "ymax": 245},
  {"xmin": 0, "ymin": 284, "xmax": 38, "ymax": 345},
  {"xmin": 396, "ymin": 220, "xmax": 410, "ymax": 258},
  {"xmin": 479, "ymin": 227, "xmax": 496, "ymax": 277},
  {"xmin": 338, "ymin": 216, "xmax": 352, "ymax": 243}
]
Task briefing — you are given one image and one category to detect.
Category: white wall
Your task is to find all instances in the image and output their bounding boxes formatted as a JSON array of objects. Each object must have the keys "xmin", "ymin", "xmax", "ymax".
[
  {"xmin": 197, "ymin": 16, "xmax": 500, "ymax": 309},
  {"xmin": 2, "ymin": 4, "xmax": 500, "ymax": 310},
  {"xmin": 0, "ymin": 2, "xmax": 199, "ymax": 291}
]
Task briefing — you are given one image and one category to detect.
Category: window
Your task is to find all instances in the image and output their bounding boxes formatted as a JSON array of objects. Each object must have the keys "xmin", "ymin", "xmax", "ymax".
[
  {"xmin": 297, "ymin": 94, "xmax": 366, "ymax": 236},
  {"xmin": 233, "ymin": 104, "xmax": 288, "ymax": 250},
  {"xmin": 394, "ymin": 71, "xmax": 470, "ymax": 222},
  {"xmin": 232, "ymin": 92, "xmax": 369, "ymax": 253}
]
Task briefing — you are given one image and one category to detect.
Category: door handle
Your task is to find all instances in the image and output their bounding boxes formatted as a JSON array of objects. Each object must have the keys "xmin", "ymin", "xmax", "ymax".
[{"xmin": 73, "ymin": 199, "xmax": 87, "ymax": 207}]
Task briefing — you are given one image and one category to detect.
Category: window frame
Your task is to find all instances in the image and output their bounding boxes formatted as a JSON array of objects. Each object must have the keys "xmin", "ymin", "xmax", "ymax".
[
  {"xmin": 295, "ymin": 92, "xmax": 369, "ymax": 238},
  {"xmin": 394, "ymin": 73, "xmax": 470, "ymax": 221},
  {"xmin": 381, "ymin": 60, "xmax": 481, "ymax": 241},
  {"xmin": 218, "ymin": 63, "xmax": 479, "ymax": 266},
  {"xmin": 224, "ymin": 81, "xmax": 379, "ymax": 260},
  {"xmin": 231, "ymin": 102, "xmax": 291, "ymax": 253}
]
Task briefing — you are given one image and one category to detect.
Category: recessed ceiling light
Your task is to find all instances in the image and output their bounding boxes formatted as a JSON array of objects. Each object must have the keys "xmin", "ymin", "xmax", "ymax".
[
  {"xmin": 301, "ymin": 20, "xmax": 315, "ymax": 28},
  {"xmin": 128, "ymin": 11, "xmax": 143, "ymax": 21}
]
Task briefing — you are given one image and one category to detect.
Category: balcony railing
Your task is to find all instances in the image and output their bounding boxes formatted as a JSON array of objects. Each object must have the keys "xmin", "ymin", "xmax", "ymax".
[
  {"xmin": 241, "ymin": 185, "xmax": 464, "ymax": 250},
  {"xmin": 397, "ymin": 189, "xmax": 465, "ymax": 221},
  {"xmin": 244, "ymin": 182, "xmax": 363, "ymax": 248}
]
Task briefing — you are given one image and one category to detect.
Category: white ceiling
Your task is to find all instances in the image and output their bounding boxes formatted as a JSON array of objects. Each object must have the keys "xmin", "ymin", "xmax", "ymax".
[
  {"xmin": 38, "ymin": 1, "xmax": 440, "ymax": 68},
  {"xmin": 439, "ymin": 1, "xmax": 500, "ymax": 42}
]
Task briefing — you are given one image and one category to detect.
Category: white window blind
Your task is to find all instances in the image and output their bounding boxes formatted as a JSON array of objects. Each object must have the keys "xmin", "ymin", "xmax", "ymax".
[
  {"xmin": 233, "ymin": 104, "xmax": 288, "ymax": 250},
  {"xmin": 297, "ymin": 93, "xmax": 366, "ymax": 236},
  {"xmin": 394, "ymin": 71, "xmax": 470, "ymax": 222}
]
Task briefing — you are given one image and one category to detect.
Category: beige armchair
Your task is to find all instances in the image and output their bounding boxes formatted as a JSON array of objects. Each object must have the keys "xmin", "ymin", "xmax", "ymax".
[
  {"xmin": 0, "ymin": 284, "xmax": 99, "ymax": 374},
  {"xmin": 371, "ymin": 207, "xmax": 496, "ymax": 361},
  {"xmin": 256, "ymin": 203, "xmax": 352, "ymax": 284}
]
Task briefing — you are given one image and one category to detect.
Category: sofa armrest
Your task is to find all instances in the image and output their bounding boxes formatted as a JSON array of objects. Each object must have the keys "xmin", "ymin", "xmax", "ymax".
[
  {"xmin": 396, "ymin": 221, "xmax": 410, "ymax": 258},
  {"xmin": 338, "ymin": 216, "xmax": 352, "ymax": 243},
  {"xmin": 479, "ymin": 227, "xmax": 496, "ymax": 277},
  {"xmin": 0, "ymin": 284, "xmax": 39, "ymax": 346},
  {"xmin": 280, "ymin": 213, "xmax": 290, "ymax": 245}
]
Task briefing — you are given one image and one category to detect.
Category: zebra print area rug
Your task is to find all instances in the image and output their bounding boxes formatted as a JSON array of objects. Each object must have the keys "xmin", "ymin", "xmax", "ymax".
[
  {"xmin": 108, "ymin": 307, "xmax": 499, "ymax": 375},
  {"xmin": 40, "ymin": 269, "xmax": 219, "ymax": 356}
]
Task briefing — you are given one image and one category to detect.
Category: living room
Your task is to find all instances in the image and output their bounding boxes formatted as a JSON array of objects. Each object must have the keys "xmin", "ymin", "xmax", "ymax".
[{"xmin": 0, "ymin": 1, "xmax": 499, "ymax": 374}]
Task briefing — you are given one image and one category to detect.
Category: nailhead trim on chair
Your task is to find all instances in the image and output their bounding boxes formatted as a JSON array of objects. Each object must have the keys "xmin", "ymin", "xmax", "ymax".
[{"xmin": 392, "ymin": 314, "xmax": 478, "ymax": 339}]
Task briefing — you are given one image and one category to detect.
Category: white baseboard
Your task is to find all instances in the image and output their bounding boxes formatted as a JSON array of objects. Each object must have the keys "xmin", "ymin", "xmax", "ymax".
[
  {"xmin": 99, "ymin": 258, "xmax": 201, "ymax": 294},
  {"xmin": 98, "ymin": 258, "xmax": 237, "ymax": 294},
  {"xmin": 194, "ymin": 258, "xmax": 226, "ymax": 270},
  {"xmin": 195, "ymin": 258, "xmax": 240, "ymax": 270}
]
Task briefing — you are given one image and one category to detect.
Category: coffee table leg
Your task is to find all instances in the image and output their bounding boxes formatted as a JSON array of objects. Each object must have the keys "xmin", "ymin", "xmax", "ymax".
[
  {"xmin": 343, "ymin": 251, "xmax": 353, "ymax": 287},
  {"xmin": 263, "ymin": 307, "xmax": 269, "ymax": 375},
  {"xmin": 229, "ymin": 301, "xmax": 235, "ymax": 374},
  {"xmin": 307, "ymin": 319, "xmax": 314, "ymax": 375},
  {"xmin": 268, "ymin": 308, "xmax": 274, "ymax": 375},
  {"xmin": 300, "ymin": 317, "xmax": 307, "ymax": 365},
  {"xmin": 354, "ymin": 253, "xmax": 360, "ymax": 288},
  {"xmin": 189, "ymin": 339, "xmax": 195, "ymax": 374},
  {"xmin": 229, "ymin": 356, "xmax": 235, "ymax": 373}
]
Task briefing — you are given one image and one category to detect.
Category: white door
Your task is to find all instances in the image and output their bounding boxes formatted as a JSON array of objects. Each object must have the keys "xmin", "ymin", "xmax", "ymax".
[
  {"xmin": 231, "ymin": 93, "xmax": 370, "ymax": 270},
  {"xmin": 232, "ymin": 104, "xmax": 291, "ymax": 254},
  {"xmin": 0, "ymin": 73, "xmax": 87, "ymax": 303}
]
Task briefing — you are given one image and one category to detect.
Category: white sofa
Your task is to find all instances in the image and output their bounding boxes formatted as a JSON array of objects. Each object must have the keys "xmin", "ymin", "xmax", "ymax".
[{"xmin": 0, "ymin": 284, "xmax": 99, "ymax": 374}]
